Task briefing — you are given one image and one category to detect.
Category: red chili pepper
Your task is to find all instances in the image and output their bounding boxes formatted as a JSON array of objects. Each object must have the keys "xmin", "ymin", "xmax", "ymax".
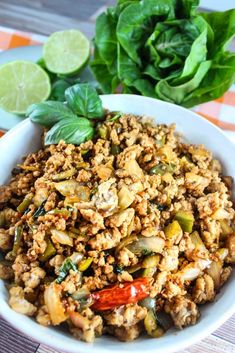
[{"xmin": 91, "ymin": 278, "xmax": 150, "ymax": 311}]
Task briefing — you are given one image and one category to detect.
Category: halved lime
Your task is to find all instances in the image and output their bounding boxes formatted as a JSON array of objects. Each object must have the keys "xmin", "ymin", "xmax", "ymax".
[
  {"xmin": 43, "ymin": 30, "xmax": 90, "ymax": 75},
  {"xmin": 0, "ymin": 61, "xmax": 51, "ymax": 114}
]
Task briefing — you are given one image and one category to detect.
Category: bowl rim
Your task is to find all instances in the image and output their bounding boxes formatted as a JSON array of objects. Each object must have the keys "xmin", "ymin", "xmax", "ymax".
[{"xmin": 0, "ymin": 93, "xmax": 235, "ymax": 353}]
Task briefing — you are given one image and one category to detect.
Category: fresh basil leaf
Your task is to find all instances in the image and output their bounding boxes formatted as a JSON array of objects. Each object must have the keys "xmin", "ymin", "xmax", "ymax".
[
  {"xmin": 27, "ymin": 101, "xmax": 77, "ymax": 127},
  {"xmin": 50, "ymin": 79, "xmax": 71, "ymax": 102},
  {"xmin": 45, "ymin": 117, "xmax": 94, "ymax": 145},
  {"xmin": 65, "ymin": 83, "xmax": 104, "ymax": 119}
]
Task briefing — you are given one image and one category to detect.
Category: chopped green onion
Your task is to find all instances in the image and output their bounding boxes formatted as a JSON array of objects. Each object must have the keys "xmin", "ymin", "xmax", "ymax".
[
  {"xmin": 47, "ymin": 208, "xmax": 71, "ymax": 217},
  {"xmin": 56, "ymin": 258, "xmax": 78, "ymax": 284},
  {"xmin": 12, "ymin": 226, "xmax": 23, "ymax": 256},
  {"xmin": 17, "ymin": 195, "xmax": 32, "ymax": 213},
  {"xmin": 39, "ymin": 240, "xmax": 56, "ymax": 262},
  {"xmin": 108, "ymin": 111, "xmax": 121, "ymax": 122},
  {"xmin": 33, "ymin": 201, "xmax": 46, "ymax": 219}
]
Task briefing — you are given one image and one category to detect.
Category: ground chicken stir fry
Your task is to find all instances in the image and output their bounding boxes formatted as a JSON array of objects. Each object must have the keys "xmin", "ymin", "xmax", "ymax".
[{"xmin": 0, "ymin": 113, "xmax": 234, "ymax": 343}]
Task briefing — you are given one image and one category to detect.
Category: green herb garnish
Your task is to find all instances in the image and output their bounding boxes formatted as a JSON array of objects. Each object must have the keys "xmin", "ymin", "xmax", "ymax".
[{"xmin": 27, "ymin": 83, "xmax": 104, "ymax": 146}]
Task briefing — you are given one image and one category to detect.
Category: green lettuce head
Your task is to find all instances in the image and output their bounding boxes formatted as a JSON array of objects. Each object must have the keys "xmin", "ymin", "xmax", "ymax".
[{"xmin": 91, "ymin": 0, "xmax": 235, "ymax": 107}]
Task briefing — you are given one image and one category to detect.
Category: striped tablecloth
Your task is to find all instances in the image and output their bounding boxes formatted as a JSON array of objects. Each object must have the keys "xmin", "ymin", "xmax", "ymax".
[{"xmin": 0, "ymin": 25, "xmax": 235, "ymax": 134}]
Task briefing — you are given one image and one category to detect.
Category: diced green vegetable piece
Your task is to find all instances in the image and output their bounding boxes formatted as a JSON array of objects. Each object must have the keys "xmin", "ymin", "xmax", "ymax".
[
  {"xmin": 142, "ymin": 254, "xmax": 160, "ymax": 269},
  {"xmin": 150, "ymin": 163, "xmax": 176, "ymax": 176},
  {"xmin": 56, "ymin": 258, "xmax": 78, "ymax": 284},
  {"xmin": 81, "ymin": 149, "xmax": 89, "ymax": 155},
  {"xmin": 47, "ymin": 208, "xmax": 71, "ymax": 217},
  {"xmin": 71, "ymin": 287, "xmax": 90, "ymax": 300},
  {"xmin": 142, "ymin": 267, "xmax": 157, "ymax": 278},
  {"xmin": 39, "ymin": 240, "xmax": 56, "ymax": 262},
  {"xmin": 98, "ymin": 125, "xmax": 108, "ymax": 139},
  {"xmin": 78, "ymin": 258, "xmax": 93, "ymax": 272},
  {"xmin": 139, "ymin": 297, "xmax": 156, "ymax": 310},
  {"xmin": 164, "ymin": 220, "xmax": 182, "ymax": 243},
  {"xmin": 108, "ymin": 111, "xmax": 121, "ymax": 122},
  {"xmin": 17, "ymin": 195, "xmax": 32, "ymax": 213},
  {"xmin": 144, "ymin": 309, "xmax": 157, "ymax": 335},
  {"xmin": 174, "ymin": 210, "xmax": 194, "ymax": 233},
  {"xmin": 12, "ymin": 226, "xmax": 23, "ymax": 256},
  {"xmin": 144, "ymin": 309, "xmax": 165, "ymax": 338},
  {"xmin": 111, "ymin": 144, "xmax": 121, "ymax": 155}
]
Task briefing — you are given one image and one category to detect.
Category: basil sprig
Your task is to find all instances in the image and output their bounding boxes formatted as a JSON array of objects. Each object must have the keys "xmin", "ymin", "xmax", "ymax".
[
  {"xmin": 65, "ymin": 83, "xmax": 104, "ymax": 119},
  {"xmin": 45, "ymin": 117, "xmax": 94, "ymax": 145},
  {"xmin": 27, "ymin": 83, "xmax": 104, "ymax": 145}
]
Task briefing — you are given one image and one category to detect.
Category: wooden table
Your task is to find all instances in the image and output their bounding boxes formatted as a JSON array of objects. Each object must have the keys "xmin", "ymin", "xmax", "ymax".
[{"xmin": 0, "ymin": 1, "xmax": 235, "ymax": 352}]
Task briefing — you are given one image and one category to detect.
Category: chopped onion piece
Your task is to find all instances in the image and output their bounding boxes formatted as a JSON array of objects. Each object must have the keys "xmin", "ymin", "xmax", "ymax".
[
  {"xmin": 44, "ymin": 283, "xmax": 67, "ymax": 325},
  {"xmin": 51, "ymin": 229, "xmax": 73, "ymax": 247}
]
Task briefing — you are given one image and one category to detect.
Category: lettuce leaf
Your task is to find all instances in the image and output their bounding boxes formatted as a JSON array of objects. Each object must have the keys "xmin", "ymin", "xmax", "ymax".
[{"xmin": 91, "ymin": 0, "xmax": 235, "ymax": 107}]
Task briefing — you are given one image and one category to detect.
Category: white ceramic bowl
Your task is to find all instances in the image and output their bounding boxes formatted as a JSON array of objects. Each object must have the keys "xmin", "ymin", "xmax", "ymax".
[{"xmin": 0, "ymin": 94, "xmax": 235, "ymax": 353}]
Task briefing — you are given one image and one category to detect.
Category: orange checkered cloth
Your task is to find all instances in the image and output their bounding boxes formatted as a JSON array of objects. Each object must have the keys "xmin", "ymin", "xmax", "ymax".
[{"xmin": 0, "ymin": 25, "xmax": 235, "ymax": 134}]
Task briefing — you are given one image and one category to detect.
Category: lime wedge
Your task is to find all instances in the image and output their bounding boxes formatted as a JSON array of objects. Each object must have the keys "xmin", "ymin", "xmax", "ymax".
[
  {"xmin": 43, "ymin": 30, "xmax": 90, "ymax": 75},
  {"xmin": 0, "ymin": 61, "xmax": 51, "ymax": 114}
]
